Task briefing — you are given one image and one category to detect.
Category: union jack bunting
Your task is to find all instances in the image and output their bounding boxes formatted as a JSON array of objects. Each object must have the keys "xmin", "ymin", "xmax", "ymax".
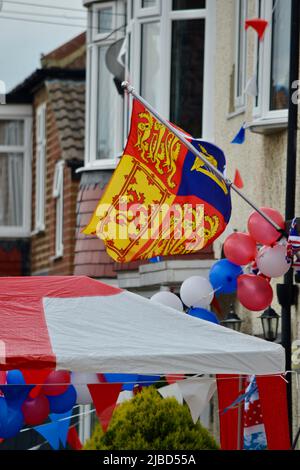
[{"xmin": 287, "ymin": 218, "xmax": 300, "ymax": 271}]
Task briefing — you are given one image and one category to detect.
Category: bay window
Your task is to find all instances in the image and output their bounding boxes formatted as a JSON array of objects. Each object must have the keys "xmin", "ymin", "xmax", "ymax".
[
  {"xmin": 84, "ymin": 0, "xmax": 215, "ymax": 169},
  {"xmin": 0, "ymin": 106, "xmax": 32, "ymax": 237},
  {"xmin": 252, "ymin": 0, "xmax": 291, "ymax": 130},
  {"xmin": 85, "ymin": 0, "xmax": 126, "ymax": 168},
  {"xmin": 128, "ymin": 0, "xmax": 214, "ymax": 139}
]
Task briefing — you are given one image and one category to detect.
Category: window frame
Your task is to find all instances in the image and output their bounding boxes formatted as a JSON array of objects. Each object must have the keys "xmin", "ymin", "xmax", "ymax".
[
  {"xmin": 52, "ymin": 160, "xmax": 64, "ymax": 259},
  {"xmin": 91, "ymin": 1, "xmax": 117, "ymax": 42},
  {"xmin": 0, "ymin": 105, "xmax": 32, "ymax": 238},
  {"xmin": 84, "ymin": 0, "xmax": 126, "ymax": 170},
  {"xmin": 136, "ymin": 0, "xmax": 161, "ymax": 18},
  {"xmin": 130, "ymin": 0, "xmax": 215, "ymax": 140},
  {"xmin": 253, "ymin": 0, "xmax": 290, "ymax": 124},
  {"xmin": 35, "ymin": 102, "xmax": 46, "ymax": 233},
  {"xmin": 83, "ymin": 0, "xmax": 215, "ymax": 172},
  {"xmin": 234, "ymin": 0, "xmax": 248, "ymax": 110}
]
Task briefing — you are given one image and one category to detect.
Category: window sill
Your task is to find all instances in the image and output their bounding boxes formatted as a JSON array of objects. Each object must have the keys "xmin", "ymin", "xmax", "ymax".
[
  {"xmin": 50, "ymin": 254, "xmax": 63, "ymax": 262},
  {"xmin": 31, "ymin": 227, "xmax": 45, "ymax": 236},
  {"xmin": 76, "ymin": 159, "xmax": 120, "ymax": 173},
  {"xmin": 247, "ymin": 117, "xmax": 288, "ymax": 135},
  {"xmin": 227, "ymin": 107, "xmax": 246, "ymax": 120},
  {"xmin": 0, "ymin": 228, "xmax": 30, "ymax": 239}
]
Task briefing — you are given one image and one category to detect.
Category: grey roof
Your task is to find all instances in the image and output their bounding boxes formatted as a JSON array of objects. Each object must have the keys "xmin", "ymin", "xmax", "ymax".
[{"xmin": 46, "ymin": 79, "xmax": 85, "ymax": 161}]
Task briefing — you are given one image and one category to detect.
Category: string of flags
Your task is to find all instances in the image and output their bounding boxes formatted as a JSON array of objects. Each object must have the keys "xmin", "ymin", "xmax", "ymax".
[{"xmin": 287, "ymin": 217, "xmax": 300, "ymax": 274}]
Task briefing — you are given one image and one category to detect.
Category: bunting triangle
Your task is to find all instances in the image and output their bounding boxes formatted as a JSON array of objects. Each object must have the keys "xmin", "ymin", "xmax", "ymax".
[
  {"xmin": 0, "ymin": 371, "xmax": 6, "ymax": 385},
  {"xmin": 88, "ymin": 383, "xmax": 122, "ymax": 432},
  {"xmin": 231, "ymin": 125, "xmax": 245, "ymax": 144},
  {"xmin": 245, "ymin": 74, "xmax": 258, "ymax": 97},
  {"xmin": 245, "ymin": 18, "xmax": 269, "ymax": 41},
  {"xmin": 165, "ymin": 374, "xmax": 185, "ymax": 385},
  {"xmin": 158, "ymin": 383, "xmax": 183, "ymax": 405},
  {"xmin": 50, "ymin": 410, "xmax": 73, "ymax": 448},
  {"xmin": 178, "ymin": 377, "xmax": 216, "ymax": 423},
  {"xmin": 34, "ymin": 422, "xmax": 60, "ymax": 450},
  {"xmin": 22, "ymin": 369, "xmax": 53, "ymax": 399},
  {"xmin": 67, "ymin": 426, "xmax": 82, "ymax": 450},
  {"xmin": 233, "ymin": 169, "xmax": 244, "ymax": 189}
]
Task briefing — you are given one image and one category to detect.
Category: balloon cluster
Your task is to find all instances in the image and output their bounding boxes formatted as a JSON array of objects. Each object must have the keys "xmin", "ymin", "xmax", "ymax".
[
  {"xmin": 150, "ymin": 276, "xmax": 219, "ymax": 324},
  {"xmin": 0, "ymin": 369, "xmax": 77, "ymax": 439},
  {"xmin": 0, "ymin": 369, "xmax": 163, "ymax": 440},
  {"xmin": 150, "ymin": 207, "xmax": 288, "ymax": 317},
  {"xmin": 222, "ymin": 207, "xmax": 288, "ymax": 311}
]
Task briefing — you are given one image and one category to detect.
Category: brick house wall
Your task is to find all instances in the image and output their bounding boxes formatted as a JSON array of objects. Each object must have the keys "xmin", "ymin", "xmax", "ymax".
[{"xmin": 31, "ymin": 87, "xmax": 82, "ymax": 276}]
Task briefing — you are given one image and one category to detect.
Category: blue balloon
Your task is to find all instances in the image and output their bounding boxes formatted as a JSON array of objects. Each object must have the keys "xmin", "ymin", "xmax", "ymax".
[
  {"xmin": 48, "ymin": 385, "xmax": 77, "ymax": 414},
  {"xmin": 188, "ymin": 308, "xmax": 220, "ymax": 324},
  {"xmin": 104, "ymin": 374, "xmax": 138, "ymax": 392},
  {"xmin": 209, "ymin": 259, "xmax": 243, "ymax": 294},
  {"xmin": 0, "ymin": 406, "xmax": 24, "ymax": 439},
  {"xmin": 6, "ymin": 370, "xmax": 25, "ymax": 386},
  {"xmin": 0, "ymin": 397, "xmax": 8, "ymax": 423},
  {"xmin": 0, "ymin": 370, "xmax": 32, "ymax": 406}
]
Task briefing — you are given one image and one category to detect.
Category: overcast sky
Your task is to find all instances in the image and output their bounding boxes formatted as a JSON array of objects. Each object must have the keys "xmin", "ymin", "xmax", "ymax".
[{"xmin": 0, "ymin": 0, "xmax": 86, "ymax": 91}]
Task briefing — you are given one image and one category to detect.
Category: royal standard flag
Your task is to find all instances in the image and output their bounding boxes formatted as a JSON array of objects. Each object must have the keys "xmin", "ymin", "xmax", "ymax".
[{"xmin": 83, "ymin": 100, "xmax": 231, "ymax": 263}]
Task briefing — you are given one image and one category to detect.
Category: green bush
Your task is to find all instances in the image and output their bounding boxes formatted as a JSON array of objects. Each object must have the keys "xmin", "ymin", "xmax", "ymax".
[{"xmin": 84, "ymin": 387, "xmax": 218, "ymax": 450}]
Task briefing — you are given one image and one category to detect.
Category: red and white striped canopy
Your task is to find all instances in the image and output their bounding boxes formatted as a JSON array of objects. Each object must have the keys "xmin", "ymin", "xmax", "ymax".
[{"xmin": 0, "ymin": 276, "xmax": 284, "ymax": 375}]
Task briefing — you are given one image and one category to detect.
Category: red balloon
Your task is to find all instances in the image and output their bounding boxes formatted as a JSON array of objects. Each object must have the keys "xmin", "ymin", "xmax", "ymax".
[
  {"xmin": 248, "ymin": 207, "xmax": 285, "ymax": 246},
  {"xmin": 42, "ymin": 370, "xmax": 71, "ymax": 396},
  {"xmin": 237, "ymin": 274, "xmax": 273, "ymax": 311},
  {"xmin": 22, "ymin": 394, "xmax": 50, "ymax": 426},
  {"xmin": 224, "ymin": 232, "xmax": 257, "ymax": 265}
]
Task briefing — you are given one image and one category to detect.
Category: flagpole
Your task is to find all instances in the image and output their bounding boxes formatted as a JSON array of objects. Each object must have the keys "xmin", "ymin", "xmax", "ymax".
[{"xmin": 122, "ymin": 81, "xmax": 285, "ymax": 236}]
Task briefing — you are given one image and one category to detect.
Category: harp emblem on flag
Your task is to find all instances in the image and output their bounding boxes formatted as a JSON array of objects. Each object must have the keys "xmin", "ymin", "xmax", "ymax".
[{"xmin": 191, "ymin": 146, "xmax": 229, "ymax": 195}]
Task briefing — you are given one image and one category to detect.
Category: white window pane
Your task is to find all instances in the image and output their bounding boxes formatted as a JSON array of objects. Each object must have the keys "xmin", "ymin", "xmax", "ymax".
[
  {"xmin": 0, "ymin": 120, "xmax": 24, "ymax": 145},
  {"xmin": 98, "ymin": 7, "xmax": 113, "ymax": 34},
  {"xmin": 270, "ymin": 0, "xmax": 291, "ymax": 110},
  {"xmin": 172, "ymin": 0, "xmax": 206, "ymax": 9},
  {"xmin": 236, "ymin": 0, "xmax": 247, "ymax": 99},
  {"xmin": 0, "ymin": 153, "xmax": 23, "ymax": 227},
  {"xmin": 140, "ymin": 22, "xmax": 160, "ymax": 110},
  {"xmin": 96, "ymin": 46, "xmax": 119, "ymax": 159},
  {"xmin": 142, "ymin": 0, "xmax": 157, "ymax": 8},
  {"xmin": 170, "ymin": 19, "xmax": 205, "ymax": 137}
]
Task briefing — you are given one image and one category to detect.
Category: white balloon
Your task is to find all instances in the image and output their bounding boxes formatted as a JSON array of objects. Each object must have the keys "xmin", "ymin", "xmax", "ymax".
[
  {"xmin": 256, "ymin": 244, "xmax": 290, "ymax": 278},
  {"xmin": 180, "ymin": 276, "xmax": 214, "ymax": 308},
  {"xmin": 150, "ymin": 291, "xmax": 183, "ymax": 311},
  {"xmin": 71, "ymin": 372, "xmax": 99, "ymax": 405}
]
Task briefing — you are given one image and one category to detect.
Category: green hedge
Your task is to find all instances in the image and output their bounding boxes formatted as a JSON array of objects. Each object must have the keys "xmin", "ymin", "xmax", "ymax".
[{"xmin": 84, "ymin": 387, "xmax": 218, "ymax": 450}]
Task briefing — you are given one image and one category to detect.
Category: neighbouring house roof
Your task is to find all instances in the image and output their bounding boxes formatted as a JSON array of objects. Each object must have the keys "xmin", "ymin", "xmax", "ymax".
[
  {"xmin": 41, "ymin": 32, "xmax": 86, "ymax": 69},
  {"xmin": 6, "ymin": 68, "xmax": 85, "ymax": 103},
  {"xmin": 46, "ymin": 80, "xmax": 85, "ymax": 161}
]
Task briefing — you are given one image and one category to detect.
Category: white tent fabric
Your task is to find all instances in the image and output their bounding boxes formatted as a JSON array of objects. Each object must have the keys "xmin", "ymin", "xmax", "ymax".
[
  {"xmin": 0, "ymin": 276, "xmax": 285, "ymax": 376},
  {"xmin": 44, "ymin": 292, "xmax": 285, "ymax": 375}
]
